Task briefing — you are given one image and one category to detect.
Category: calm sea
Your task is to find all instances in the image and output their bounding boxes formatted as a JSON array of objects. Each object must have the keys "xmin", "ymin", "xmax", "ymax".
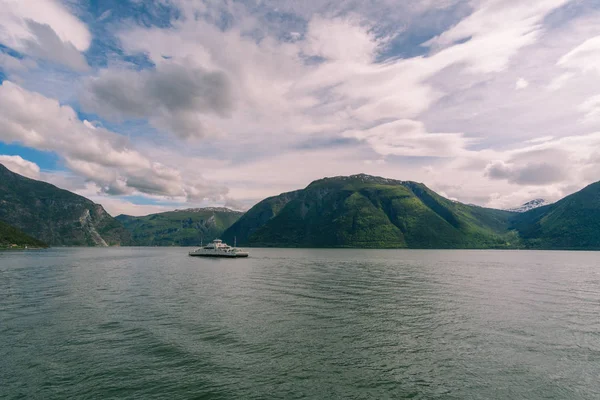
[{"xmin": 1, "ymin": 248, "xmax": 599, "ymax": 399}]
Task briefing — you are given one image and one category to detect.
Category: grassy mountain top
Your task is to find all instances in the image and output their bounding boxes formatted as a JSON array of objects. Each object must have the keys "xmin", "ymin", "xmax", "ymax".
[
  {"xmin": 223, "ymin": 174, "xmax": 517, "ymax": 248},
  {"xmin": 306, "ymin": 173, "xmax": 408, "ymax": 189},
  {"xmin": 117, "ymin": 208, "xmax": 243, "ymax": 246}
]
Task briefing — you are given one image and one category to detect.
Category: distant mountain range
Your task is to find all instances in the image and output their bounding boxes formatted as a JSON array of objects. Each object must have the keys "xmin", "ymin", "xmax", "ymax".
[
  {"xmin": 2, "ymin": 164, "xmax": 600, "ymax": 250},
  {"xmin": 0, "ymin": 164, "xmax": 129, "ymax": 246},
  {"xmin": 506, "ymin": 199, "xmax": 549, "ymax": 213},
  {"xmin": 116, "ymin": 208, "xmax": 242, "ymax": 246}
]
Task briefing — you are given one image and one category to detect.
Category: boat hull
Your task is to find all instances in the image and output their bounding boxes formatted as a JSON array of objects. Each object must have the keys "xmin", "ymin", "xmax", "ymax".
[{"xmin": 189, "ymin": 252, "xmax": 249, "ymax": 258}]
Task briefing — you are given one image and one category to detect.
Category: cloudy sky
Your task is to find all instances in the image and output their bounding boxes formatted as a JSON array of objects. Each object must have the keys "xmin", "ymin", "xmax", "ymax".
[{"xmin": 1, "ymin": 0, "xmax": 600, "ymax": 216}]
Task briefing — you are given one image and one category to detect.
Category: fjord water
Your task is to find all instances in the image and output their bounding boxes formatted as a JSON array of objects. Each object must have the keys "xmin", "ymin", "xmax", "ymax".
[{"xmin": 1, "ymin": 248, "xmax": 599, "ymax": 399}]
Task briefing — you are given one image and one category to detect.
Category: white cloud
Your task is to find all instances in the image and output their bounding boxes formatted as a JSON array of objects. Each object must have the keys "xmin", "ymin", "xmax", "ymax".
[
  {"xmin": 105, "ymin": 0, "xmax": 570, "ymax": 146},
  {"xmin": 23, "ymin": 20, "xmax": 89, "ymax": 71},
  {"xmin": 97, "ymin": 10, "xmax": 112, "ymax": 22},
  {"xmin": 0, "ymin": 0, "xmax": 90, "ymax": 70},
  {"xmin": 344, "ymin": 119, "xmax": 471, "ymax": 157},
  {"xmin": 579, "ymin": 95, "xmax": 600, "ymax": 123},
  {"xmin": 422, "ymin": 10, "xmax": 600, "ymax": 144},
  {"xmin": 516, "ymin": 77, "xmax": 529, "ymax": 89},
  {"xmin": 0, "ymin": 52, "xmax": 36, "ymax": 72},
  {"xmin": 558, "ymin": 35, "xmax": 600, "ymax": 74},
  {"xmin": 0, "ymin": 0, "xmax": 91, "ymax": 51},
  {"xmin": 80, "ymin": 62, "xmax": 233, "ymax": 139},
  {"xmin": 485, "ymin": 160, "xmax": 566, "ymax": 185},
  {"xmin": 303, "ymin": 16, "xmax": 382, "ymax": 63},
  {"xmin": 0, "ymin": 154, "xmax": 40, "ymax": 179},
  {"xmin": 0, "ymin": 81, "xmax": 227, "ymax": 201},
  {"xmin": 425, "ymin": 0, "xmax": 569, "ymax": 73},
  {"xmin": 479, "ymin": 132, "xmax": 600, "ymax": 199},
  {"xmin": 547, "ymin": 72, "xmax": 573, "ymax": 91}
]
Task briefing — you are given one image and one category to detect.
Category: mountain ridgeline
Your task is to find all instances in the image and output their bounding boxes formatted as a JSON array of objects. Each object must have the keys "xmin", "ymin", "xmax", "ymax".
[
  {"xmin": 116, "ymin": 208, "xmax": 243, "ymax": 246},
  {"xmin": 0, "ymin": 164, "xmax": 130, "ymax": 246},
  {"xmin": 3, "ymin": 163, "xmax": 600, "ymax": 250},
  {"xmin": 223, "ymin": 174, "xmax": 518, "ymax": 249}
]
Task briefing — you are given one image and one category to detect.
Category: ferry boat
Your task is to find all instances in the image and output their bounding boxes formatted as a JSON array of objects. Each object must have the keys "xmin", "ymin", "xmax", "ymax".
[{"xmin": 188, "ymin": 239, "xmax": 249, "ymax": 258}]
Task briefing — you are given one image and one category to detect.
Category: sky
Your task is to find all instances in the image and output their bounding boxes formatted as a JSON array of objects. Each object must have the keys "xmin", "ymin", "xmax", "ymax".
[{"xmin": 1, "ymin": 0, "xmax": 600, "ymax": 216}]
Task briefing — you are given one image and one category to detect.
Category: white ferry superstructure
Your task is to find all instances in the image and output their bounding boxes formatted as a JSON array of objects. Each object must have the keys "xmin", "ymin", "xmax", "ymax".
[{"xmin": 188, "ymin": 239, "xmax": 249, "ymax": 258}]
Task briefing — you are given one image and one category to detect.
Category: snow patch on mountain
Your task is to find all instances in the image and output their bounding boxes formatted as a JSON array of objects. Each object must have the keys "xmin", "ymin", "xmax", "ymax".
[{"xmin": 506, "ymin": 199, "xmax": 549, "ymax": 213}]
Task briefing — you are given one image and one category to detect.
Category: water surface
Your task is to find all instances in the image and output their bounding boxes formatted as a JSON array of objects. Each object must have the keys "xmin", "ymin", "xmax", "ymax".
[{"xmin": 1, "ymin": 248, "xmax": 599, "ymax": 399}]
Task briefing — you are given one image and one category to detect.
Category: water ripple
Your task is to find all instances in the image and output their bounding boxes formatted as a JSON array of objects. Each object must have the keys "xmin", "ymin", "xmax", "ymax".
[{"xmin": 1, "ymin": 248, "xmax": 600, "ymax": 399}]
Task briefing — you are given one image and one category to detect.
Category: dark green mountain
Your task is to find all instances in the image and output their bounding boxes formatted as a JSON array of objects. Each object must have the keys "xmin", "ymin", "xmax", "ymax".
[
  {"xmin": 0, "ymin": 220, "xmax": 47, "ymax": 249},
  {"xmin": 116, "ymin": 208, "xmax": 243, "ymax": 246},
  {"xmin": 223, "ymin": 174, "xmax": 517, "ymax": 248},
  {"xmin": 511, "ymin": 181, "xmax": 600, "ymax": 249},
  {"xmin": 0, "ymin": 164, "xmax": 130, "ymax": 246}
]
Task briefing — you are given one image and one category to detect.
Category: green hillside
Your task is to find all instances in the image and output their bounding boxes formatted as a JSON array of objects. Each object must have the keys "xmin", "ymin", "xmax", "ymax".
[
  {"xmin": 0, "ymin": 220, "xmax": 47, "ymax": 249},
  {"xmin": 223, "ymin": 174, "xmax": 518, "ymax": 248},
  {"xmin": 0, "ymin": 164, "xmax": 130, "ymax": 246},
  {"xmin": 221, "ymin": 190, "xmax": 302, "ymax": 245},
  {"xmin": 116, "ymin": 208, "xmax": 243, "ymax": 246},
  {"xmin": 511, "ymin": 181, "xmax": 600, "ymax": 249}
]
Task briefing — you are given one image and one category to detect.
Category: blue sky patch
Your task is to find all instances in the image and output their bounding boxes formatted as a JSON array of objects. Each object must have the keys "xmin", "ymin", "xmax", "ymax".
[{"xmin": 0, "ymin": 143, "xmax": 61, "ymax": 170}]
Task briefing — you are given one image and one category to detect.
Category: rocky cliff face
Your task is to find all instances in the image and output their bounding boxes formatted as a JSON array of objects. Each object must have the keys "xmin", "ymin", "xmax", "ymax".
[{"xmin": 0, "ymin": 164, "xmax": 130, "ymax": 246}]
